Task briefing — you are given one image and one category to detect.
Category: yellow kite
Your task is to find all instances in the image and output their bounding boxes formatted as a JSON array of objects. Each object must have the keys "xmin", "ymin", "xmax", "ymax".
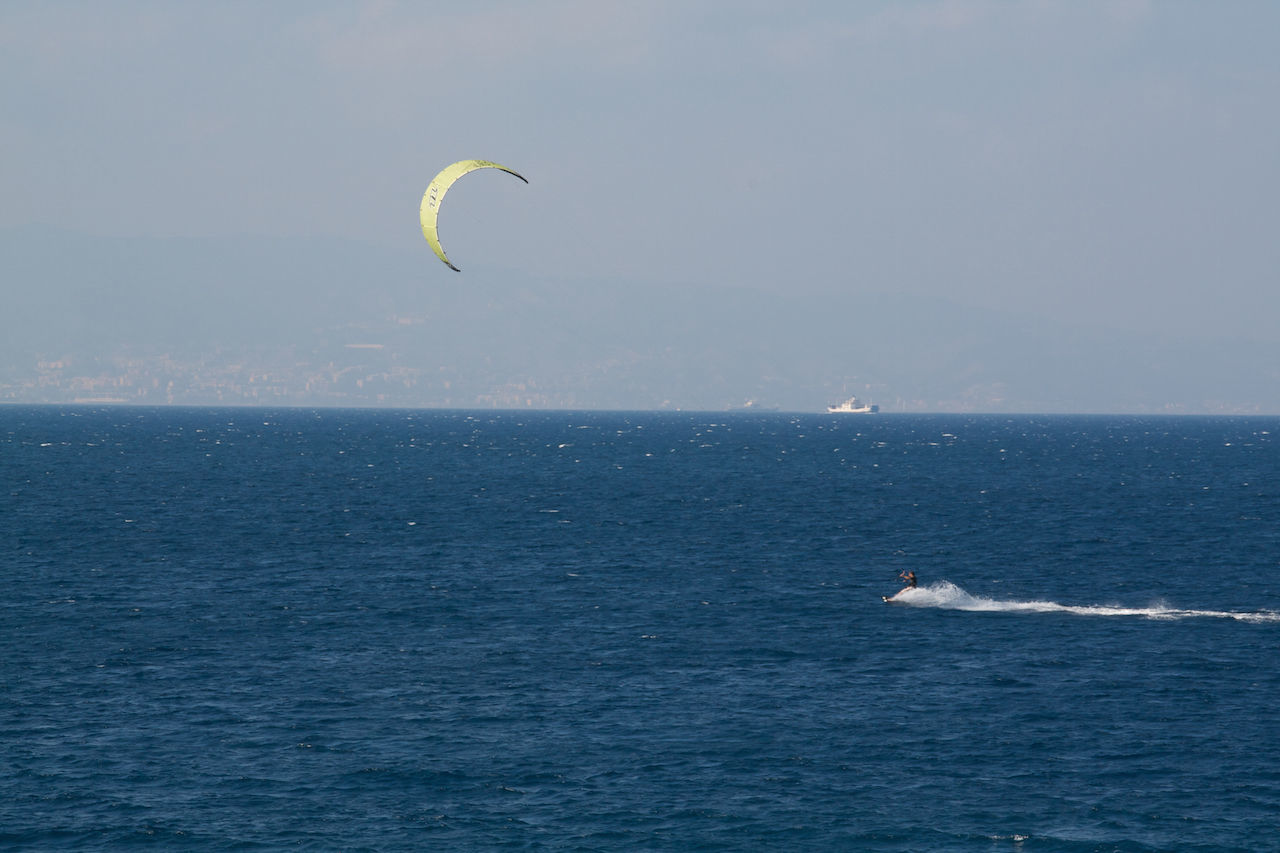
[{"xmin": 420, "ymin": 159, "xmax": 528, "ymax": 271}]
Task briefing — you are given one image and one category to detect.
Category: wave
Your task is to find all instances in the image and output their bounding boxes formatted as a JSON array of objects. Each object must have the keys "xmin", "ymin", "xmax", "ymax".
[{"xmin": 887, "ymin": 581, "xmax": 1280, "ymax": 623}]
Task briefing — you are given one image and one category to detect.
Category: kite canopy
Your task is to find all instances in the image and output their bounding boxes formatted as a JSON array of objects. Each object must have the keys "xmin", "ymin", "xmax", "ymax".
[{"xmin": 420, "ymin": 159, "xmax": 528, "ymax": 271}]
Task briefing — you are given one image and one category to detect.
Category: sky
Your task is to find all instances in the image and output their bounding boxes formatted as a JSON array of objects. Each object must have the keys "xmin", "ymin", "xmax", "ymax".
[{"xmin": 3, "ymin": 1, "xmax": 1279, "ymax": 410}]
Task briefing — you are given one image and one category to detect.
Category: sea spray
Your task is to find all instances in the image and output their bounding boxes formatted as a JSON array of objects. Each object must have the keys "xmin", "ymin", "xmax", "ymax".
[{"xmin": 891, "ymin": 581, "xmax": 1280, "ymax": 622}]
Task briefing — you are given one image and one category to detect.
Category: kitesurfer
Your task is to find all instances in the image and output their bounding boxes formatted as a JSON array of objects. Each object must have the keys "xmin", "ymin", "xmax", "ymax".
[{"xmin": 898, "ymin": 570, "xmax": 917, "ymax": 589}]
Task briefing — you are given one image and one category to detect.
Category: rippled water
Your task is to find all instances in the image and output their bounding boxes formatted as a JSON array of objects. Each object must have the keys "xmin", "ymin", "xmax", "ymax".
[{"xmin": 3, "ymin": 408, "xmax": 1278, "ymax": 850}]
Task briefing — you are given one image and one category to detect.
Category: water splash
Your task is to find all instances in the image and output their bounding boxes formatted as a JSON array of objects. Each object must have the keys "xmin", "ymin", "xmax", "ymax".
[{"xmin": 886, "ymin": 581, "xmax": 1280, "ymax": 623}]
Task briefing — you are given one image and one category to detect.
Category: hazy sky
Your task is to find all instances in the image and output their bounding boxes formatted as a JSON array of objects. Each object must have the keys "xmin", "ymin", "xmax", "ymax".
[{"xmin": 4, "ymin": 1, "xmax": 1279, "ymax": 344}]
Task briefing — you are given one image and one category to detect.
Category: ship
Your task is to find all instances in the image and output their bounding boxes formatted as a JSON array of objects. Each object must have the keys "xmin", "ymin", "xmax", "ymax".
[{"xmin": 826, "ymin": 396, "xmax": 879, "ymax": 414}]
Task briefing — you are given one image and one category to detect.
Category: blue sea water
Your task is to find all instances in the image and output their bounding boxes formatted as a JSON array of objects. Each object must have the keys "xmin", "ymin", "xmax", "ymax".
[{"xmin": 3, "ymin": 407, "xmax": 1279, "ymax": 851}]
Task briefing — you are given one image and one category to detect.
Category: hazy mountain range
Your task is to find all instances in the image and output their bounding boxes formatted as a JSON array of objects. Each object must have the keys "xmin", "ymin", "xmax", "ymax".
[{"xmin": 3, "ymin": 226, "xmax": 1275, "ymax": 413}]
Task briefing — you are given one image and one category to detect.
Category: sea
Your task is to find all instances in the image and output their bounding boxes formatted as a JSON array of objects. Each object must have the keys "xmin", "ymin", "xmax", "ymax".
[{"xmin": 3, "ymin": 406, "xmax": 1279, "ymax": 852}]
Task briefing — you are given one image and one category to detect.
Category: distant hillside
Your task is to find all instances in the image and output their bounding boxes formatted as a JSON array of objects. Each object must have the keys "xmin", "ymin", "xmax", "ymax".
[{"xmin": 2, "ymin": 227, "xmax": 1276, "ymax": 412}]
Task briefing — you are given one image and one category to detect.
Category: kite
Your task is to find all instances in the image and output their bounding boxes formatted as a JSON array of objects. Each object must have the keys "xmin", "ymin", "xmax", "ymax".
[{"xmin": 420, "ymin": 159, "xmax": 528, "ymax": 271}]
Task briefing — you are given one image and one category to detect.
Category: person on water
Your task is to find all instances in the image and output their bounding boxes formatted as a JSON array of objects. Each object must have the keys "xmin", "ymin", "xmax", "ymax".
[{"xmin": 898, "ymin": 570, "xmax": 917, "ymax": 589}]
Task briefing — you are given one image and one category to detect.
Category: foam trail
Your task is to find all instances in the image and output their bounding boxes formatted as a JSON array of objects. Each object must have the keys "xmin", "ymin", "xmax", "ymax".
[{"xmin": 888, "ymin": 581, "xmax": 1280, "ymax": 623}]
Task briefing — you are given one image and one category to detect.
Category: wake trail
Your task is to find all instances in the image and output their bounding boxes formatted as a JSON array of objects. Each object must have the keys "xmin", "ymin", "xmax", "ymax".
[{"xmin": 887, "ymin": 581, "xmax": 1280, "ymax": 623}]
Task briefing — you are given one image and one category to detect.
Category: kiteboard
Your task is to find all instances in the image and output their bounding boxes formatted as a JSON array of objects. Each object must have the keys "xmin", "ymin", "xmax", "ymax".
[{"xmin": 882, "ymin": 595, "xmax": 903, "ymax": 604}]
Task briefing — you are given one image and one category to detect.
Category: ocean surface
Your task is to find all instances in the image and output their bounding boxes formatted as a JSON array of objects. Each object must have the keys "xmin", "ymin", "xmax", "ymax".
[{"xmin": 3, "ymin": 407, "xmax": 1279, "ymax": 851}]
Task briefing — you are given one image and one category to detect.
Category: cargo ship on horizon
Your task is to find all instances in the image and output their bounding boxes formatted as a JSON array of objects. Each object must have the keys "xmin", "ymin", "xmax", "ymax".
[{"xmin": 826, "ymin": 396, "xmax": 879, "ymax": 414}]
